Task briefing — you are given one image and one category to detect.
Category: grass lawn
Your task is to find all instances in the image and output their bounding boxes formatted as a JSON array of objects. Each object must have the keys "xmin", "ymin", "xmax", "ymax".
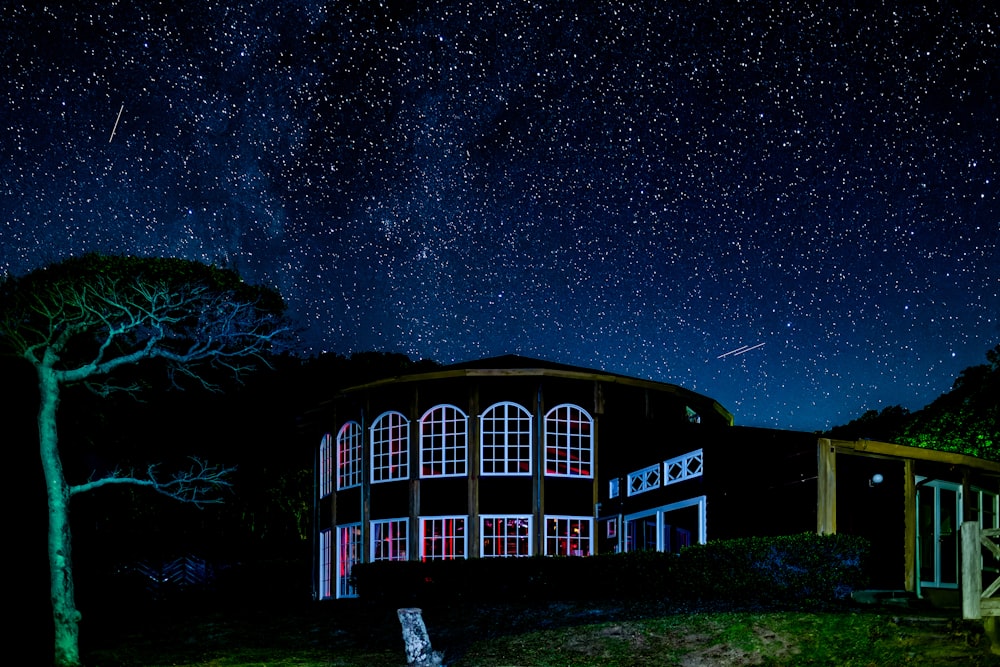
[{"xmin": 80, "ymin": 599, "xmax": 1000, "ymax": 667}]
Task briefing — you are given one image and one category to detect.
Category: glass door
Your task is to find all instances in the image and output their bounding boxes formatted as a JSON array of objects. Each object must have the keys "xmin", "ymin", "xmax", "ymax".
[
  {"xmin": 917, "ymin": 480, "xmax": 961, "ymax": 589},
  {"xmin": 625, "ymin": 514, "xmax": 659, "ymax": 552}
]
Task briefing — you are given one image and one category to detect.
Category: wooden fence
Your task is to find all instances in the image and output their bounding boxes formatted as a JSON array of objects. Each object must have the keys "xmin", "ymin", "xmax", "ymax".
[{"xmin": 961, "ymin": 522, "xmax": 1000, "ymax": 620}]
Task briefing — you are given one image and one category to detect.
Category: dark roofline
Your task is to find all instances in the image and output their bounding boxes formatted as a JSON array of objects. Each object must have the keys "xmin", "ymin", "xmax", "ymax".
[{"xmin": 339, "ymin": 354, "xmax": 735, "ymax": 425}]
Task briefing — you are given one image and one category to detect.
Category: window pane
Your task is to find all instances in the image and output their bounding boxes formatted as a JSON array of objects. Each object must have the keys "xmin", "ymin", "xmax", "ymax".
[
  {"xmin": 372, "ymin": 518, "xmax": 408, "ymax": 562},
  {"xmin": 481, "ymin": 515, "xmax": 532, "ymax": 557},
  {"xmin": 545, "ymin": 516, "xmax": 592, "ymax": 556},
  {"xmin": 421, "ymin": 516, "xmax": 467, "ymax": 560},
  {"xmin": 319, "ymin": 433, "xmax": 333, "ymax": 498},
  {"xmin": 337, "ymin": 422, "xmax": 363, "ymax": 490},
  {"xmin": 420, "ymin": 405, "xmax": 468, "ymax": 477},
  {"xmin": 480, "ymin": 402, "xmax": 532, "ymax": 476},
  {"xmin": 544, "ymin": 405, "xmax": 593, "ymax": 477},
  {"xmin": 372, "ymin": 412, "xmax": 409, "ymax": 483},
  {"xmin": 337, "ymin": 523, "xmax": 361, "ymax": 598}
]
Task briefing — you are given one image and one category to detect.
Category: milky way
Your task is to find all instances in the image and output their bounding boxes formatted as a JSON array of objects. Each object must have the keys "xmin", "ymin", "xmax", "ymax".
[{"xmin": 2, "ymin": 1, "xmax": 998, "ymax": 430}]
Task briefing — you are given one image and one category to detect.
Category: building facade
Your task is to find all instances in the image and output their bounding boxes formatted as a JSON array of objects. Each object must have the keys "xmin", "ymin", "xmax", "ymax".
[{"xmin": 314, "ymin": 356, "xmax": 1000, "ymax": 602}]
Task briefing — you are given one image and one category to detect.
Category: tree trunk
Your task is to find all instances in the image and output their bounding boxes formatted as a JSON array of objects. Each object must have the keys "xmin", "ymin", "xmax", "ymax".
[
  {"xmin": 38, "ymin": 364, "xmax": 82, "ymax": 667},
  {"xmin": 397, "ymin": 608, "xmax": 442, "ymax": 667}
]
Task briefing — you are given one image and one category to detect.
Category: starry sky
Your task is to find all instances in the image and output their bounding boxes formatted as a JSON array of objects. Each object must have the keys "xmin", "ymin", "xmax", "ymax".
[{"xmin": 2, "ymin": 1, "xmax": 998, "ymax": 431}]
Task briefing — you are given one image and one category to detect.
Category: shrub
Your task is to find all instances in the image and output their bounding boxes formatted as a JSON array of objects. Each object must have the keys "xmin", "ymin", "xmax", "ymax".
[{"xmin": 350, "ymin": 533, "xmax": 869, "ymax": 607}]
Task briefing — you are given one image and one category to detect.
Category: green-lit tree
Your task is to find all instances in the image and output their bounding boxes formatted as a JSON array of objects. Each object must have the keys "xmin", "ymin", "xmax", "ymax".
[
  {"xmin": 827, "ymin": 345, "xmax": 999, "ymax": 462},
  {"xmin": 0, "ymin": 254, "xmax": 290, "ymax": 667},
  {"xmin": 895, "ymin": 344, "xmax": 999, "ymax": 461}
]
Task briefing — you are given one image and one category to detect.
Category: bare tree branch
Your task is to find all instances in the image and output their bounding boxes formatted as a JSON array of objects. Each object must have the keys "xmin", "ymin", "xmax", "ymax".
[{"xmin": 68, "ymin": 458, "xmax": 236, "ymax": 508}]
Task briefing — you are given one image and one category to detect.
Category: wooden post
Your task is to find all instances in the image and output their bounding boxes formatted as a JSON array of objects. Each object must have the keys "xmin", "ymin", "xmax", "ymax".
[
  {"xmin": 903, "ymin": 459, "xmax": 917, "ymax": 592},
  {"xmin": 817, "ymin": 439, "xmax": 836, "ymax": 535},
  {"xmin": 397, "ymin": 608, "xmax": 442, "ymax": 667},
  {"xmin": 962, "ymin": 521, "xmax": 982, "ymax": 620}
]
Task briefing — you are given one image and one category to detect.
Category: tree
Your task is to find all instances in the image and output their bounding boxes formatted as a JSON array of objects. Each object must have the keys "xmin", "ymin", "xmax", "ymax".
[
  {"xmin": 0, "ymin": 254, "xmax": 290, "ymax": 667},
  {"xmin": 826, "ymin": 345, "xmax": 1000, "ymax": 462},
  {"xmin": 894, "ymin": 344, "xmax": 999, "ymax": 460}
]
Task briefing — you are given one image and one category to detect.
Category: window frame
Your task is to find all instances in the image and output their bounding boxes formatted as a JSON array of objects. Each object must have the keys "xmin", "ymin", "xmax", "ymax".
[
  {"xmin": 336, "ymin": 421, "xmax": 363, "ymax": 490},
  {"xmin": 663, "ymin": 449, "xmax": 704, "ymax": 486},
  {"xmin": 318, "ymin": 528, "xmax": 332, "ymax": 600},
  {"xmin": 371, "ymin": 517, "xmax": 409, "ymax": 562},
  {"xmin": 319, "ymin": 433, "xmax": 333, "ymax": 498},
  {"xmin": 419, "ymin": 404, "xmax": 468, "ymax": 478},
  {"xmin": 371, "ymin": 411, "xmax": 410, "ymax": 483},
  {"xmin": 622, "ymin": 496, "xmax": 707, "ymax": 554},
  {"xmin": 627, "ymin": 463, "xmax": 661, "ymax": 496},
  {"xmin": 336, "ymin": 523, "xmax": 362, "ymax": 599},
  {"xmin": 544, "ymin": 515, "xmax": 593, "ymax": 557},
  {"xmin": 480, "ymin": 514, "xmax": 533, "ymax": 558},
  {"xmin": 480, "ymin": 401, "xmax": 533, "ymax": 476},
  {"xmin": 420, "ymin": 515, "xmax": 467, "ymax": 561},
  {"xmin": 544, "ymin": 404, "xmax": 594, "ymax": 478}
]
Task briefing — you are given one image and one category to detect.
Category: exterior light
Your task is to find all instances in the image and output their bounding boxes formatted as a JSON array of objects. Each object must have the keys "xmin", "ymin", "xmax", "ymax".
[{"xmin": 869, "ymin": 473, "xmax": 884, "ymax": 487}]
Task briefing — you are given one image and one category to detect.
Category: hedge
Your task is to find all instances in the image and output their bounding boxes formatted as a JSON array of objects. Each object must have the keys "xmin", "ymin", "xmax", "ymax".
[{"xmin": 350, "ymin": 533, "xmax": 869, "ymax": 607}]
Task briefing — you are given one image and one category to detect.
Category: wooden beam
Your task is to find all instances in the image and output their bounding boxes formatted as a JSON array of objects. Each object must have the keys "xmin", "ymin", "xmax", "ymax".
[
  {"xmin": 817, "ymin": 439, "xmax": 836, "ymax": 535},
  {"xmin": 831, "ymin": 439, "xmax": 1000, "ymax": 473}
]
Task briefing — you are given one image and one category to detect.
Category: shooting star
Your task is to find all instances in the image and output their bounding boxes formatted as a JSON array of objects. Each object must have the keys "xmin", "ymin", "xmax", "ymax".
[
  {"xmin": 108, "ymin": 103, "xmax": 124, "ymax": 143},
  {"xmin": 717, "ymin": 342, "xmax": 765, "ymax": 359}
]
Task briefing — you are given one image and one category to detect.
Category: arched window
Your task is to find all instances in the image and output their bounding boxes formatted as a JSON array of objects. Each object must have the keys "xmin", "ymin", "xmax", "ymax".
[
  {"xmin": 544, "ymin": 404, "xmax": 593, "ymax": 477},
  {"xmin": 420, "ymin": 404, "xmax": 467, "ymax": 477},
  {"xmin": 371, "ymin": 411, "xmax": 409, "ymax": 483},
  {"xmin": 319, "ymin": 433, "xmax": 333, "ymax": 498},
  {"xmin": 336, "ymin": 421, "xmax": 363, "ymax": 489},
  {"xmin": 480, "ymin": 401, "xmax": 532, "ymax": 476}
]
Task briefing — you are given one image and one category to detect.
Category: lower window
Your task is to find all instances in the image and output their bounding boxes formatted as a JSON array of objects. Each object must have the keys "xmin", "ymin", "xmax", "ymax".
[
  {"xmin": 337, "ymin": 523, "xmax": 362, "ymax": 598},
  {"xmin": 544, "ymin": 515, "xmax": 593, "ymax": 556},
  {"xmin": 481, "ymin": 515, "xmax": 532, "ymax": 557},
  {"xmin": 371, "ymin": 518, "xmax": 408, "ymax": 562},
  {"xmin": 318, "ymin": 528, "xmax": 332, "ymax": 600},
  {"xmin": 421, "ymin": 516, "xmax": 467, "ymax": 560}
]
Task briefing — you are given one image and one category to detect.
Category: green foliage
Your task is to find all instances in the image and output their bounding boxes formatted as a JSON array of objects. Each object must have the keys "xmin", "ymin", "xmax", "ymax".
[
  {"xmin": 0, "ymin": 253, "xmax": 289, "ymax": 384},
  {"xmin": 671, "ymin": 533, "xmax": 869, "ymax": 604},
  {"xmin": 827, "ymin": 345, "xmax": 1000, "ymax": 462},
  {"xmin": 0, "ymin": 253, "xmax": 282, "ymax": 310},
  {"xmin": 352, "ymin": 533, "xmax": 870, "ymax": 607}
]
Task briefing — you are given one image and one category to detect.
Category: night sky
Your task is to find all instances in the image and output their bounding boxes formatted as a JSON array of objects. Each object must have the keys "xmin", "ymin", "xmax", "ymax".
[{"xmin": 2, "ymin": 1, "xmax": 998, "ymax": 431}]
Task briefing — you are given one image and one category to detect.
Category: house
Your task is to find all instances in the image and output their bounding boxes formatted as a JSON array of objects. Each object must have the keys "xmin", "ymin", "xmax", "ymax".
[{"xmin": 314, "ymin": 355, "xmax": 1000, "ymax": 603}]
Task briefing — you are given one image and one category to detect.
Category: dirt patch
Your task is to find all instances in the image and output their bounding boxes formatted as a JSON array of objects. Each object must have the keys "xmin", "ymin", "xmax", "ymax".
[{"xmin": 676, "ymin": 625, "xmax": 798, "ymax": 667}]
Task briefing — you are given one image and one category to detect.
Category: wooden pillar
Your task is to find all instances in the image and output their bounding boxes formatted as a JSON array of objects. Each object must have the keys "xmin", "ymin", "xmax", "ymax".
[
  {"xmin": 903, "ymin": 459, "xmax": 917, "ymax": 592},
  {"xmin": 961, "ymin": 467, "xmax": 974, "ymax": 523},
  {"xmin": 468, "ymin": 382, "xmax": 480, "ymax": 558},
  {"xmin": 409, "ymin": 386, "xmax": 421, "ymax": 561},
  {"xmin": 962, "ymin": 521, "xmax": 983, "ymax": 620},
  {"xmin": 533, "ymin": 382, "xmax": 545, "ymax": 557},
  {"xmin": 817, "ymin": 439, "xmax": 836, "ymax": 535}
]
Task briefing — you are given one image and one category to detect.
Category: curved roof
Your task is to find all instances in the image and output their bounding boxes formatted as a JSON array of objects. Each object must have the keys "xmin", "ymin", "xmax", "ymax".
[{"xmin": 340, "ymin": 354, "xmax": 734, "ymax": 425}]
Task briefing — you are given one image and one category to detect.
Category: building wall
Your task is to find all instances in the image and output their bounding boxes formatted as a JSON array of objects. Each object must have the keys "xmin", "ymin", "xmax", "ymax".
[{"xmin": 316, "ymin": 369, "xmax": 726, "ymax": 598}]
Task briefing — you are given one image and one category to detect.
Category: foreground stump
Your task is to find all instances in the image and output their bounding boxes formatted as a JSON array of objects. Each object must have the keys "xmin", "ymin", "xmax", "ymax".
[{"xmin": 398, "ymin": 607, "xmax": 443, "ymax": 666}]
